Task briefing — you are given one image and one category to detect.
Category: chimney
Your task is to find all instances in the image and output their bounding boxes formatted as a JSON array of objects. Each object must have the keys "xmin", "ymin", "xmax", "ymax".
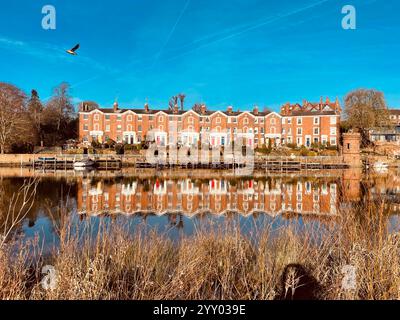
[
  {"xmin": 113, "ymin": 101, "xmax": 118, "ymax": 113},
  {"xmin": 227, "ymin": 106, "xmax": 233, "ymax": 114},
  {"xmin": 144, "ymin": 103, "xmax": 150, "ymax": 113},
  {"xmin": 253, "ymin": 105, "xmax": 259, "ymax": 115},
  {"xmin": 326, "ymin": 97, "xmax": 330, "ymax": 104},
  {"xmin": 173, "ymin": 103, "xmax": 179, "ymax": 114},
  {"xmin": 302, "ymin": 99, "xmax": 308, "ymax": 106}
]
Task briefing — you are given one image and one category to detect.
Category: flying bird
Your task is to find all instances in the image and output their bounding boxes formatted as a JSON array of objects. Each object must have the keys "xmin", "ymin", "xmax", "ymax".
[{"xmin": 66, "ymin": 44, "xmax": 80, "ymax": 55}]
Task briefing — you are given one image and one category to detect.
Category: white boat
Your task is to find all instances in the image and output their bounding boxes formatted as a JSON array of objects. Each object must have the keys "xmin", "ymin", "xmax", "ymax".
[
  {"xmin": 73, "ymin": 159, "xmax": 95, "ymax": 169},
  {"xmin": 373, "ymin": 161, "xmax": 389, "ymax": 172}
]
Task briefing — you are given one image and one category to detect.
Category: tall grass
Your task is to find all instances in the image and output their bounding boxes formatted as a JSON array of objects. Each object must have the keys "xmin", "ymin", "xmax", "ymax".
[{"xmin": 0, "ymin": 180, "xmax": 399, "ymax": 300}]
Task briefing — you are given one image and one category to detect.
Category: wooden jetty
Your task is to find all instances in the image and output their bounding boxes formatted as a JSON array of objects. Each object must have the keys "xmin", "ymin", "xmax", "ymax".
[{"xmin": 29, "ymin": 154, "xmax": 348, "ymax": 171}]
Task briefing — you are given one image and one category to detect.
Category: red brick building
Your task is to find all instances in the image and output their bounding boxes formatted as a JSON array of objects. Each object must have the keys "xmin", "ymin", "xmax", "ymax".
[{"xmin": 78, "ymin": 97, "xmax": 341, "ymax": 148}]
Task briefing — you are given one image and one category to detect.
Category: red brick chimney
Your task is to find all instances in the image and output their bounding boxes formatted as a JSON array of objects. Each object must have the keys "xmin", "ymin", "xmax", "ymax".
[
  {"xmin": 144, "ymin": 103, "xmax": 150, "ymax": 113},
  {"xmin": 173, "ymin": 104, "xmax": 179, "ymax": 114},
  {"xmin": 227, "ymin": 106, "xmax": 233, "ymax": 114},
  {"xmin": 253, "ymin": 105, "xmax": 259, "ymax": 115},
  {"xmin": 113, "ymin": 101, "xmax": 118, "ymax": 113},
  {"xmin": 200, "ymin": 104, "xmax": 206, "ymax": 115},
  {"xmin": 326, "ymin": 97, "xmax": 330, "ymax": 104}
]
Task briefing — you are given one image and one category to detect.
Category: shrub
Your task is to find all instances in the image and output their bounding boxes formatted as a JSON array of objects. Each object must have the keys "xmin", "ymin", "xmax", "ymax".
[{"xmin": 114, "ymin": 144, "xmax": 124, "ymax": 155}]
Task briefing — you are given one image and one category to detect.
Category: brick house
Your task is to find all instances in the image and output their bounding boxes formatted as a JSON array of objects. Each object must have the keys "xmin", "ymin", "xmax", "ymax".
[
  {"xmin": 280, "ymin": 97, "xmax": 341, "ymax": 147},
  {"xmin": 78, "ymin": 97, "xmax": 341, "ymax": 149}
]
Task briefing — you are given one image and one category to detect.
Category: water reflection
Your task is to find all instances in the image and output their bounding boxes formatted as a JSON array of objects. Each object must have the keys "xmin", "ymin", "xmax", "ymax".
[
  {"xmin": 1, "ymin": 168, "xmax": 400, "ymax": 247},
  {"xmin": 77, "ymin": 176, "xmax": 339, "ymax": 218}
]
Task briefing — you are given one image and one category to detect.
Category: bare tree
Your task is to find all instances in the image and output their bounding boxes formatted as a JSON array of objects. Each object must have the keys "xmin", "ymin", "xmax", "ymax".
[
  {"xmin": 168, "ymin": 95, "xmax": 178, "ymax": 110},
  {"xmin": 0, "ymin": 83, "xmax": 33, "ymax": 154},
  {"xmin": 42, "ymin": 83, "xmax": 76, "ymax": 145},
  {"xmin": 178, "ymin": 93, "xmax": 186, "ymax": 111},
  {"xmin": 344, "ymin": 89, "xmax": 390, "ymax": 146}
]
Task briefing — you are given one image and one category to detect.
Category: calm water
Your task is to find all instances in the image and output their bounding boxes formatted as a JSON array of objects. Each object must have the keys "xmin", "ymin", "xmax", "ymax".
[{"xmin": 1, "ymin": 167, "xmax": 400, "ymax": 250}]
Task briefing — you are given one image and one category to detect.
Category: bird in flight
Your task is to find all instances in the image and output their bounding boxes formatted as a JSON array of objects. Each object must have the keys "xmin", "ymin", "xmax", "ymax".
[{"xmin": 66, "ymin": 44, "xmax": 80, "ymax": 55}]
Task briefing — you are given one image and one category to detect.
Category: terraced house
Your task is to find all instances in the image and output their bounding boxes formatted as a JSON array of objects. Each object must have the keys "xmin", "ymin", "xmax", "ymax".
[{"xmin": 78, "ymin": 97, "xmax": 341, "ymax": 149}]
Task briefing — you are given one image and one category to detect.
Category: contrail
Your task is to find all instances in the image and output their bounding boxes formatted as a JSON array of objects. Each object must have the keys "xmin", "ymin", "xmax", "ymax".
[
  {"xmin": 68, "ymin": 0, "xmax": 331, "ymax": 91},
  {"xmin": 151, "ymin": 0, "xmax": 191, "ymax": 68},
  {"xmin": 160, "ymin": 0, "xmax": 331, "ymax": 63}
]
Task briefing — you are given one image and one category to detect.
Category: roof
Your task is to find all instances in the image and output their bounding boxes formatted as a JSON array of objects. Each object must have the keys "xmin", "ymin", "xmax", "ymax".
[
  {"xmin": 289, "ymin": 111, "xmax": 338, "ymax": 116},
  {"xmin": 390, "ymin": 109, "xmax": 400, "ymax": 115}
]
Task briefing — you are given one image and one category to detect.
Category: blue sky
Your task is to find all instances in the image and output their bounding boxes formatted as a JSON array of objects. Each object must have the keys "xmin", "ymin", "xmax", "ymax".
[{"xmin": 0, "ymin": 0, "xmax": 399, "ymax": 112}]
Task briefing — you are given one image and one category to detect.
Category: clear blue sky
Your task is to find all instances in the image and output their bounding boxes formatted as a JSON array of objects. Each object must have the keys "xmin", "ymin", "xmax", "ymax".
[{"xmin": 0, "ymin": 0, "xmax": 399, "ymax": 112}]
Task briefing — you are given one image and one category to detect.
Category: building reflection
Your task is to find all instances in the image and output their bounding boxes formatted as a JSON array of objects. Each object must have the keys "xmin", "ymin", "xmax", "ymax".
[{"xmin": 77, "ymin": 176, "xmax": 342, "ymax": 218}]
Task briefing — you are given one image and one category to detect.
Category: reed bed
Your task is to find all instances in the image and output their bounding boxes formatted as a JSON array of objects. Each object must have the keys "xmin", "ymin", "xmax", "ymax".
[{"xmin": 0, "ymin": 196, "xmax": 399, "ymax": 300}]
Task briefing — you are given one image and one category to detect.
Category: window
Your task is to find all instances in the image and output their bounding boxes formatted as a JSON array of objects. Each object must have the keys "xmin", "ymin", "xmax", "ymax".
[
  {"xmin": 330, "ymin": 137, "xmax": 337, "ymax": 145},
  {"xmin": 313, "ymin": 117, "xmax": 319, "ymax": 125},
  {"xmin": 138, "ymin": 125, "xmax": 142, "ymax": 132},
  {"xmin": 216, "ymin": 117, "xmax": 221, "ymax": 124},
  {"xmin": 117, "ymin": 125, "xmax": 122, "ymax": 131},
  {"xmin": 270, "ymin": 118, "xmax": 276, "ymax": 125},
  {"xmin": 261, "ymin": 128, "xmax": 264, "ymax": 134},
  {"xmin": 159, "ymin": 116, "xmax": 164, "ymax": 122},
  {"xmin": 105, "ymin": 125, "xmax": 110, "ymax": 132},
  {"xmin": 117, "ymin": 115, "xmax": 122, "ymax": 121},
  {"xmin": 282, "ymin": 118, "xmax": 286, "ymax": 124},
  {"xmin": 83, "ymin": 124, "xmax": 88, "ymax": 131},
  {"xmin": 330, "ymin": 116, "xmax": 337, "ymax": 125},
  {"xmin": 297, "ymin": 128, "xmax": 302, "ymax": 135},
  {"xmin": 105, "ymin": 115, "xmax": 110, "ymax": 120},
  {"xmin": 244, "ymin": 118, "xmax": 249, "ymax": 125},
  {"xmin": 94, "ymin": 114, "xmax": 100, "ymax": 121},
  {"xmin": 83, "ymin": 114, "xmax": 89, "ymax": 120},
  {"xmin": 127, "ymin": 115, "xmax": 133, "ymax": 122},
  {"xmin": 297, "ymin": 118, "xmax": 302, "ymax": 125},
  {"xmin": 232, "ymin": 118, "xmax": 237, "ymax": 123},
  {"xmin": 313, "ymin": 127, "xmax": 319, "ymax": 135},
  {"xmin": 188, "ymin": 116, "xmax": 194, "ymax": 124},
  {"xmin": 149, "ymin": 116, "xmax": 154, "ymax": 121},
  {"xmin": 330, "ymin": 127, "xmax": 337, "ymax": 136},
  {"xmin": 287, "ymin": 118, "xmax": 292, "ymax": 124}
]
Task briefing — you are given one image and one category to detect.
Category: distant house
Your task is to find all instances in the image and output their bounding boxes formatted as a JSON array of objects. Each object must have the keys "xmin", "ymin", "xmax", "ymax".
[
  {"xmin": 369, "ymin": 127, "xmax": 400, "ymax": 144},
  {"xmin": 389, "ymin": 109, "xmax": 400, "ymax": 126}
]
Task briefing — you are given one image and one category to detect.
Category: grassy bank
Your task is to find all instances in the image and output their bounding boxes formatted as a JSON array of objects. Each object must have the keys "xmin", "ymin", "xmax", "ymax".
[{"xmin": 0, "ymin": 200, "xmax": 399, "ymax": 300}]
